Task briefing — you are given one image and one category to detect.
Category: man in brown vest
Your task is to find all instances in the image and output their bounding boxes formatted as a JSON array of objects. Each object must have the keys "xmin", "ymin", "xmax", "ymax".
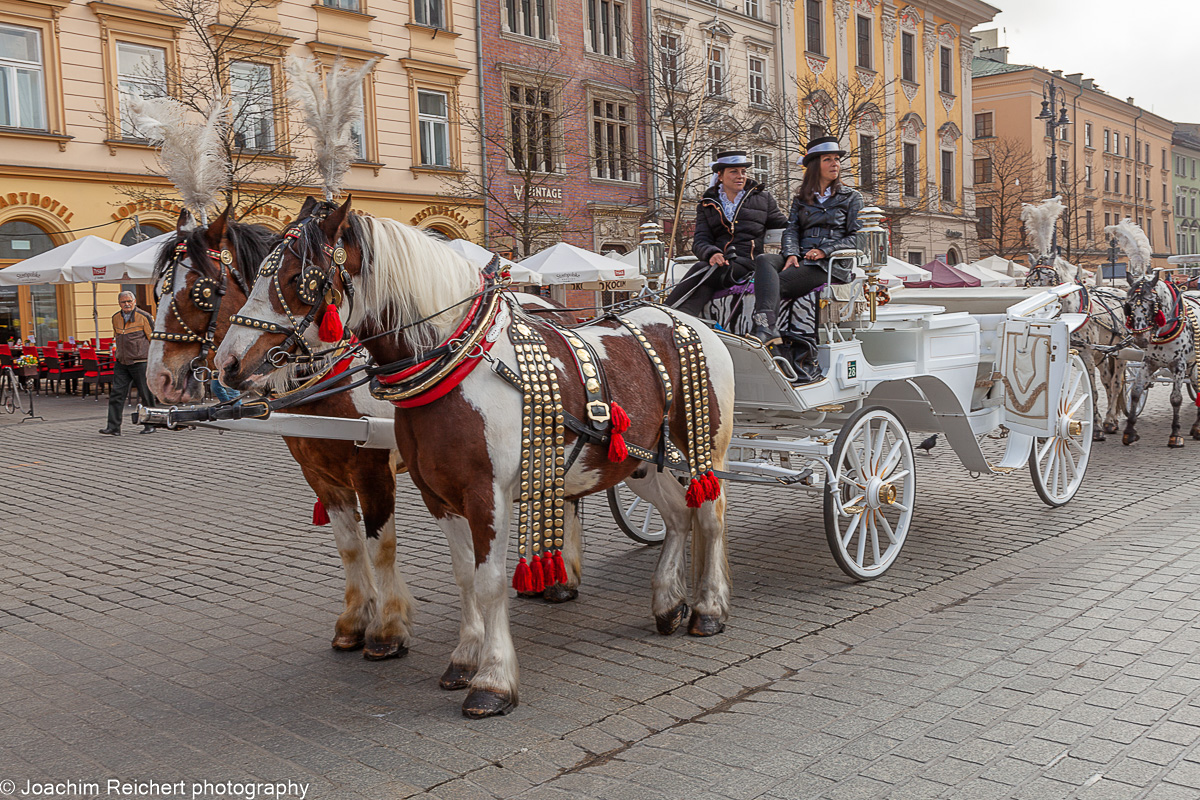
[{"xmin": 100, "ymin": 291, "xmax": 157, "ymax": 435}]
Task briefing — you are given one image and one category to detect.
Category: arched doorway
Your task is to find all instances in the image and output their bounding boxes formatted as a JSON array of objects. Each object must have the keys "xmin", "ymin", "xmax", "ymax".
[
  {"xmin": 0, "ymin": 219, "xmax": 62, "ymax": 344},
  {"xmin": 947, "ymin": 247, "xmax": 961, "ymax": 265}
]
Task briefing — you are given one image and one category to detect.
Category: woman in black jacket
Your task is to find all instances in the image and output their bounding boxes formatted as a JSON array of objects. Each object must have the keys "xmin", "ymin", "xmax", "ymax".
[
  {"xmin": 760, "ymin": 136, "xmax": 864, "ymax": 382},
  {"xmin": 666, "ymin": 151, "xmax": 788, "ymax": 343}
]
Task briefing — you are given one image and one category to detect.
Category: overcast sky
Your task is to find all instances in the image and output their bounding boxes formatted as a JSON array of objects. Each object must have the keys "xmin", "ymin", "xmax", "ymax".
[{"xmin": 971, "ymin": 0, "xmax": 1199, "ymax": 123}]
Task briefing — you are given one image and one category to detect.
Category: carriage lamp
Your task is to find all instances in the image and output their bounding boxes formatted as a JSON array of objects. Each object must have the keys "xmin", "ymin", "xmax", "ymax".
[
  {"xmin": 857, "ymin": 206, "xmax": 887, "ymax": 323},
  {"xmin": 638, "ymin": 222, "xmax": 666, "ymax": 290}
]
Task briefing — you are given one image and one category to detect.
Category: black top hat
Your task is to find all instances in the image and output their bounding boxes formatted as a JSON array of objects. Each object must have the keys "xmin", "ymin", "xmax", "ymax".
[
  {"xmin": 711, "ymin": 150, "xmax": 752, "ymax": 172},
  {"xmin": 802, "ymin": 136, "xmax": 847, "ymax": 167}
]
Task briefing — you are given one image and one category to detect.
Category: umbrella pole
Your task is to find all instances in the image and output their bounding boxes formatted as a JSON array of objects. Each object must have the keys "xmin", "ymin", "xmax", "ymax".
[{"xmin": 92, "ymin": 283, "xmax": 99, "ymax": 344}]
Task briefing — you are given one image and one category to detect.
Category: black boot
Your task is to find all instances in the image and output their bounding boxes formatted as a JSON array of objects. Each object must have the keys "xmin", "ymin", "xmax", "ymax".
[
  {"xmin": 784, "ymin": 335, "xmax": 823, "ymax": 384},
  {"xmin": 750, "ymin": 312, "xmax": 781, "ymax": 347}
]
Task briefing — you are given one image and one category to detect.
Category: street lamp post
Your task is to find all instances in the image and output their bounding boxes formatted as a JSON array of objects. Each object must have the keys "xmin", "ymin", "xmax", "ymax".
[{"xmin": 1036, "ymin": 78, "xmax": 1071, "ymax": 256}]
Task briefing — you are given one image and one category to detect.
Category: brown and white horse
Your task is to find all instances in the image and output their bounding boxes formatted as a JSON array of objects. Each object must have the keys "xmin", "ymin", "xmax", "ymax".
[
  {"xmin": 146, "ymin": 208, "xmax": 415, "ymax": 659},
  {"xmin": 213, "ymin": 198, "xmax": 736, "ymax": 718},
  {"xmin": 1024, "ymin": 257, "xmax": 1130, "ymax": 439}
]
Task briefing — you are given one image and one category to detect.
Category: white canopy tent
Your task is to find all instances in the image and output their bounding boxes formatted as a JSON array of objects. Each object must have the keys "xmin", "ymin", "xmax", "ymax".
[
  {"xmin": 519, "ymin": 243, "xmax": 646, "ymax": 290},
  {"xmin": 883, "ymin": 255, "xmax": 931, "ymax": 283},
  {"xmin": 955, "ymin": 261, "xmax": 1017, "ymax": 287},
  {"xmin": 0, "ymin": 236, "xmax": 126, "ymax": 286},
  {"xmin": 443, "ymin": 239, "xmax": 541, "ymax": 286},
  {"xmin": 970, "ymin": 254, "xmax": 1028, "ymax": 279}
]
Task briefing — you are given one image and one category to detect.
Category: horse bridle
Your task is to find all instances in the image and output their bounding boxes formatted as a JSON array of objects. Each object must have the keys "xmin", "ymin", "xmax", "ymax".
[
  {"xmin": 226, "ymin": 222, "xmax": 355, "ymax": 367},
  {"xmin": 1023, "ymin": 265, "xmax": 1059, "ymax": 287},
  {"xmin": 1124, "ymin": 275, "xmax": 1174, "ymax": 336},
  {"xmin": 151, "ymin": 240, "xmax": 248, "ymax": 381}
]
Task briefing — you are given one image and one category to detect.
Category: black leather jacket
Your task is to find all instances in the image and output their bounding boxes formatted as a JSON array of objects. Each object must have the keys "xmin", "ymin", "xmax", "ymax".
[
  {"xmin": 780, "ymin": 186, "xmax": 865, "ymax": 284},
  {"xmin": 692, "ymin": 181, "xmax": 788, "ymax": 267}
]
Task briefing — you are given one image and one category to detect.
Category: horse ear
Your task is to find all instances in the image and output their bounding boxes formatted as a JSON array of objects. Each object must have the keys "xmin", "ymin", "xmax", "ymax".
[
  {"xmin": 176, "ymin": 208, "xmax": 196, "ymax": 233},
  {"xmin": 1149, "ymin": 270, "xmax": 1160, "ymax": 285},
  {"xmin": 297, "ymin": 196, "xmax": 318, "ymax": 219},
  {"xmin": 320, "ymin": 195, "xmax": 353, "ymax": 239},
  {"xmin": 205, "ymin": 205, "xmax": 231, "ymax": 247}
]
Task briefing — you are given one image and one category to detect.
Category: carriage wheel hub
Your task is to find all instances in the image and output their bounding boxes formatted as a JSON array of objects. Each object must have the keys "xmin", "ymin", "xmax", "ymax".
[
  {"xmin": 1068, "ymin": 420, "xmax": 1083, "ymax": 437},
  {"xmin": 864, "ymin": 476, "xmax": 896, "ymax": 509}
]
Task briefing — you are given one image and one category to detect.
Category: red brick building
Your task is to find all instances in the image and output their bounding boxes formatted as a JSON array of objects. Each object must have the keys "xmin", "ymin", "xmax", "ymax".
[{"xmin": 478, "ymin": 0, "xmax": 651, "ymax": 258}]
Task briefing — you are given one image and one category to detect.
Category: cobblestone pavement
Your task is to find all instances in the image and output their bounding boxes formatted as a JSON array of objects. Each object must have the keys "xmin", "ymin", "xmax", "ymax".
[{"xmin": 2, "ymin": 390, "xmax": 1200, "ymax": 800}]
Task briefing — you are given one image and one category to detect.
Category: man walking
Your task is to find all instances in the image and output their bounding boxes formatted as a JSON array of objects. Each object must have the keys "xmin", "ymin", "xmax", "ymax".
[{"xmin": 100, "ymin": 292, "xmax": 157, "ymax": 435}]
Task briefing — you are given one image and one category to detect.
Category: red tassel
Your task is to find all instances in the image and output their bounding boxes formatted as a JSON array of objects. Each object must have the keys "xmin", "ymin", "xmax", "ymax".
[
  {"xmin": 541, "ymin": 554, "xmax": 556, "ymax": 586},
  {"xmin": 312, "ymin": 499, "xmax": 330, "ymax": 526},
  {"xmin": 704, "ymin": 471, "xmax": 721, "ymax": 502},
  {"xmin": 686, "ymin": 478, "xmax": 706, "ymax": 508},
  {"xmin": 529, "ymin": 555, "xmax": 546, "ymax": 593},
  {"xmin": 1154, "ymin": 309, "xmax": 1166, "ymax": 328},
  {"xmin": 608, "ymin": 432, "xmax": 628, "ymax": 462},
  {"xmin": 610, "ymin": 402, "xmax": 630, "ymax": 433},
  {"xmin": 552, "ymin": 551, "xmax": 568, "ymax": 585},
  {"xmin": 318, "ymin": 304, "xmax": 344, "ymax": 342},
  {"xmin": 512, "ymin": 557, "xmax": 534, "ymax": 593}
]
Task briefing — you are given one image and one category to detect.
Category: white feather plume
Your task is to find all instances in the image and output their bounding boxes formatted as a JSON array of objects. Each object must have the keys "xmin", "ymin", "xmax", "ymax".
[
  {"xmin": 126, "ymin": 94, "xmax": 229, "ymax": 221},
  {"xmin": 1019, "ymin": 196, "xmax": 1065, "ymax": 259},
  {"xmin": 286, "ymin": 56, "xmax": 376, "ymax": 201},
  {"xmin": 1105, "ymin": 217, "xmax": 1153, "ymax": 277}
]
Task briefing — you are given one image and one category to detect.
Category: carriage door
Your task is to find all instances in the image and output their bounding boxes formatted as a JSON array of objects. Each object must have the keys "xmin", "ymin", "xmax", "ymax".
[{"xmin": 999, "ymin": 317, "xmax": 1068, "ymax": 438}]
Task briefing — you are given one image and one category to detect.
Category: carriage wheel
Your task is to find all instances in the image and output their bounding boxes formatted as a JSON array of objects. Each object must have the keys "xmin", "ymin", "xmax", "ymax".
[
  {"xmin": 823, "ymin": 406, "xmax": 916, "ymax": 580},
  {"xmin": 1123, "ymin": 362, "xmax": 1149, "ymax": 418},
  {"xmin": 1030, "ymin": 352, "xmax": 1093, "ymax": 508},
  {"xmin": 607, "ymin": 483, "xmax": 666, "ymax": 545}
]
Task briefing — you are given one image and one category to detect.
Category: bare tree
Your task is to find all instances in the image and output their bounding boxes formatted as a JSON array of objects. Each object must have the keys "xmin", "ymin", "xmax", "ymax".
[
  {"xmin": 112, "ymin": 0, "xmax": 318, "ymax": 217},
  {"xmin": 973, "ymin": 136, "xmax": 1047, "ymax": 258}
]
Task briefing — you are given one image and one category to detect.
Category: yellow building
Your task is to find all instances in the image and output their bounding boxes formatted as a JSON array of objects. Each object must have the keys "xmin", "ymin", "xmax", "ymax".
[
  {"xmin": 0, "ymin": 0, "xmax": 482, "ymax": 343},
  {"xmin": 972, "ymin": 31, "xmax": 1174, "ymax": 270},
  {"xmin": 785, "ymin": 0, "xmax": 999, "ymax": 266}
]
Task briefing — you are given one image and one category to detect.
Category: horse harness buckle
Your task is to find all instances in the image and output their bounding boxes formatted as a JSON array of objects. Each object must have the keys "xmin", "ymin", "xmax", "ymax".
[{"xmin": 586, "ymin": 401, "xmax": 611, "ymax": 423}]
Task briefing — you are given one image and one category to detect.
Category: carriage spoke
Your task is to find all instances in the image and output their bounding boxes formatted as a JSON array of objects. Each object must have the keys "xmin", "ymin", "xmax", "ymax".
[
  {"xmin": 869, "ymin": 512, "xmax": 881, "ymax": 565},
  {"xmin": 847, "ymin": 437, "xmax": 867, "ymax": 479},
  {"xmin": 1036, "ymin": 436, "xmax": 1056, "ymax": 463},
  {"xmin": 1068, "ymin": 394, "xmax": 1089, "ymax": 418},
  {"xmin": 1066, "ymin": 437, "xmax": 1087, "ymax": 456},
  {"xmin": 877, "ymin": 511, "xmax": 897, "ymax": 545},
  {"xmin": 841, "ymin": 492, "xmax": 865, "ymax": 510},
  {"xmin": 839, "ymin": 474, "xmax": 865, "ymax": 490},
  {"xmin": 1068, "ymin": 367, "xmax": 1084, "ymax": 404},
  {"xmin": 891, "ymin": 501, "xmax": 911, "ymax": 513},
  {"xmin": 871, "ymin": 424, "xmax": 888, "ymax": 473},
  {"xmin": 883, "ymin": 467, "xmax": 911, "ymax": 484},
  {"xmin": 1063, "ymin": 446, "xmax": 1078, "ymax": 483},
  {"xmin": 1040, "ymin": 446, "xmax": 1057, "ymax": 485},
  {"xmin": 855, "ymin": 511, "xmax": 868, "ymax": 564},
  {"xmin": 840, "ymin": 511, "xmax": 864, "ymax": 549},
  {"xmin": 880, "ymin": 439, "xmax": 905, "ymax": 477}
]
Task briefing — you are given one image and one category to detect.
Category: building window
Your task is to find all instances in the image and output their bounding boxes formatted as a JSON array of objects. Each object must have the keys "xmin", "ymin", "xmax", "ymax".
[
  {"xmin": 1085, "ymin": 122, "xmax": 1092, "ymax": 147},
  {"xmin": 707, "ymin": 45, "xmax": 726, "ymax": 97},
  {"xmin": 903, "ymin": 142, "xmax": 917, "ymax": 197},
  {"xmin": 592, "ymin": 99, "xmax": 634, "ymax": 181},
  {"xmin": 1059, "ymin": 125, "xmax": 1067, "ymax": 141},
  {"xmin": 417, "ymin": 89, "xmax": 449, "ymax": 166},
  {"xmin": 1086, "ymin": 210, "xmax": 1093, "ymax": 239},
  {"xmin": 229, "ymin": 60, "xmax": 276, "ymax": 151},
  {"xmin": 1103, "ymin": 129, "xmax": 1110, "ymax": 152},
  {"xmin": 748, "ymin": 56, "xmax": 766, "ymax": 106},
  {"xmin": 1114, "ymin": 171, "xmax": 1119, "ymax": 194},
  {"xmin": 808, "ymin": 123, "xmax": 825, "ymax": 142},
  {"xmin": 587, "ymin": 0, "xmax": 624, "ymax": 59},
  {"xmin": 0, "ymin": 24, "xmax": 46, "ymax": 130},
  {"xmin": 1104, "ymin": 170, "xmax": 1110, "ymax": 192},
  {"xmin": 752, "ymin": 153, "xmax": 769, "ymax": 187},
  {"xmin": 1163, "ymin": 183, "xmax": 1168, "ymax": 203},
  {"xmin": 1104, "ymin": 212, "xmax": 1110, "ymax": 228},
  {"xmin": 1145, "ymin": 142, "xmax": 1150, "ymax": 163},
  {"xmin": 977, "ymin": 206, "xmax": 993, "ymax": 239},
  {"xmin": 744, "ymin": 0, "xmax": 760, "ymax": 18},
  {"xmin": 859, "ymin": 133, "xmax": 875, "ymax": 191},
  {"xmin": 941, "ymin": 150, "xmax": 954, "ymax": 202},
  {"xmin": 1084, "ymin": 165, "xmax": 1091, "ymax": 188},
  {"xmin": 348, "ymin": 79, "xmax": 367, "ymax": 160},
  {"xmin": 806, "ymin": 0, "xmax": 823, "ymax": 55},
  {"xmin": 664, "ymin": 137, "xmax": 685, "ymax": 188},
  {"xmin": 1124, "ymin": 135, "xmax": 1130, "ymax": 157},
  {"xmin": 659, "ymin": 33, "xmax": 681, "ymax": 88},
  {"xmin": 901, "ymin": 32, "xmax": 914, "ymax": 82},
  {"xmin": 116, "ymin": 42, "xmax": 166, "ymax": 140},
  {"xmin": 505, "ymin": 0, "xmax": 551, "ymax": 40},
  {"xmin": 939, "ymin": 46, "xmax": 952, "ymax": 94},
  {"xmin": 974, "ymin": 157, "xmax": 992, "ymax": 184},
  {"xmin": 856, "ymin": 16, "xmax": 871, "ymax": 69},
  {"xmin": 509, "ymin": 84, "xmax": 554, "ymax": 173},
  {"xmin": 974, "ymin": 112, "xmax": 993, "ymax": 139},
  {"xmin": 414, "ymin": 0, "xmax": 445, "ymax": 28},
  {"xmin": 906, "ymin": 250, "xmax": 924, "ymax": 266},
  {"xmin": 322, "ymin": 0, "xmax": 361, "ymax": 10},
  {"xmin": 1162, "ymin": 148, "xmax": 1167, "ymax": 169},
  {"xmin": 1165, "ymin": 220, "xmax": 1170, "ymax": 250}
]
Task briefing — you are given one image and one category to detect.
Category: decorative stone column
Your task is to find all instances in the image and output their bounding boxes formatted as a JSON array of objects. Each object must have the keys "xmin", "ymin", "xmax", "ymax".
[
  {"xmin": 881, "ymin": 5, "xmax": 898, "ymax": 205},
  {"xmin": 834, "ymin": 0, "xmax": 851, "ymax": 86},
  {"xmin": 960, "ymin": 37, "xmax": 977, "ymax": 238},
  {"xmin": 923, "ymin": 20, "xmax": 938, "ymax": 214}
]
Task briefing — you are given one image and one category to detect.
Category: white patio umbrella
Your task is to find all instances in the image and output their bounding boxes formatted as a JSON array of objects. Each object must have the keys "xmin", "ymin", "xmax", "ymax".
[
  {"xmin": 443, "ymin": 239, "xmax": 541, "ymax": 286},
  {"xmin": 519, "ymin": 243, "xmax": 646, "ymax": 290},
  {"xmin": 0, "ymin": 235, "xmax": 125, "ymax": 286},
  {"xmin": 884, "ymin": 255, "xmax": 932, "ymax": 283},
  {"xmin": 971, "ymin": 254, "xmax": 1028, "ymax": 279},
  {"xmin": 72, "ymin": 231, "xmax": 174, "ymax": 284}
]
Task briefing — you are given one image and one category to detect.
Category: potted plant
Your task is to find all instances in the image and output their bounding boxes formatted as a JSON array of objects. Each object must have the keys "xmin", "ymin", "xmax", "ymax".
[{"xmin": 15, "ymin": 353, "xmax": 38, "ymax": 379}]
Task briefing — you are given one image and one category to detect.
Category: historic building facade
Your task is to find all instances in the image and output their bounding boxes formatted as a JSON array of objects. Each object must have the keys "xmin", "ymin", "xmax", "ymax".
[
  {"xmin": 0, "ymin": 0, "xmax": 482, "ymax": 343},
  {"xmin": 787, "ymin": 0, "xmax": 999, "ymax": 266},
  {"xmin": 477, "ymin": 0, "xmax": 650, "ymax": 257},
  {"xmin": 972, "ymin": 36, "xmax": 1175, "ymax": 270},
  {"xmin": 1172, "ymin": 124, "xmax": 1200, "ymax": 258}
]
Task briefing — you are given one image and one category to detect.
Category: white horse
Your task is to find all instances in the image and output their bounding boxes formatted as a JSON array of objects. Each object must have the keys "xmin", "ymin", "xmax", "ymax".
[{"xmin": 213, "ymin": 198, "xmax": 736, "ymax": 718}]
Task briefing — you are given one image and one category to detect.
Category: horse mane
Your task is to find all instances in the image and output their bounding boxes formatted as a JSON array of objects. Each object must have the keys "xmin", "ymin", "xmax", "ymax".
[
  {"xmin": 1020, "ymin": 196, "xmax": 1065, "ymax": 260},
  {"xmin": 1105, "ymin": 217, "xmax": 1152, "ymax": 277},
  {"xmin": 152, "ymin": 221, "xmax": 280, "ymax": 284},
  {"xmin": 1051, "ymin": 255, "xmax": 1082, "ymax": 284}
]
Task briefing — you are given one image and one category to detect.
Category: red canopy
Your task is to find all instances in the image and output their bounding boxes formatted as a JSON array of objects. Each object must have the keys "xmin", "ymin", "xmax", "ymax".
[{"xmin": 904, "ymin": 259, "xmax": 981, "ymax": 288}]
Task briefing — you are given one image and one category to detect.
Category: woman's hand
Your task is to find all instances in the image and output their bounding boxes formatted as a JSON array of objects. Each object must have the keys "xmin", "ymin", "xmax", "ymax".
[
  {"xmin": 709, "ymin": 252, "xmax": 728, "ymax": 267},
  {"xmin": 784, "ymin": 256, "xmax": 799, "ymax": 270},
  {"xmin": 805, "ymin": 248, "xmax": 826, "ymax": 260}
]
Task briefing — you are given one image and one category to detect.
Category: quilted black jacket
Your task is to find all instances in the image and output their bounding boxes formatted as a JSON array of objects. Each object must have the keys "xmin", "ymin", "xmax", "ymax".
[{"xmin": 691, "ymin": 181, "xmax": 788, "ymax": 267}]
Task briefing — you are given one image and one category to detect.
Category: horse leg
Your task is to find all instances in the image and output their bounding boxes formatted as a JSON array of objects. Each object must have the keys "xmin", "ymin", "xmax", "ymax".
[
  {"xmin": 1169, "ymin": 368, "xmax": 1185, "ymax": 448},
  {"xmin": 1101, "ymin": 357, "xmax": 1123, "ymax": 435},
  {"xmin": 1123, "ymin": 366, "xmax": 1149, "ymax": 446},
  {"xmin": 1083, "ymin": 353, "xmax": 1105, "ymax": 441},
  {"xmin": 1192, "ymin": 395, "xmax": 1200, "ymax": 440},
  {"xmin": 687, "ymin": 486, "xmax": 731, "ymax": 637},
  {"xmin": 459, "ymin": 501, "xmax": 519, "ymax": 719},
  {"xmin": 625, "ymin": 469, "xmax": 694, "ymax": 635},
  {"xmin": 437, "ymin": 515, "xmax": 483, "ymax": 691},
  {"xmin": 542, "ymin": 499, "xmax": 581, "ymax": 603},
  {"xmin": 358, "ymin": 456, "xmax": 414, "ymax": 660},
  {"xmin": 322, "ymin": 490, "xmax": 378, "ymax": 652}
]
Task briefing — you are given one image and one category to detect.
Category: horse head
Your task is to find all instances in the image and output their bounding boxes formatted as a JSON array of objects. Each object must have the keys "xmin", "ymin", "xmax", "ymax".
[
  {"xmin": 146, "ymin": 205, "xmax": 280, "ymax": 403},
  {"xmin": 1123, "ymin": 270, "xmax": 1171, "ymax": 346}
]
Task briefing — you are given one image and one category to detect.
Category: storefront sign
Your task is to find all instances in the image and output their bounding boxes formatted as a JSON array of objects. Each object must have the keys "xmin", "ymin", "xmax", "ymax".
[
  {"xmin": 512, "ymin": 185, "xmax": 563, "ymax": 203},
  {"xmin": 0, "ymin": 192, "xmax": 74, "ymax": 224},
  {"xmin": 411, "ymin": 204, "xmax": 471, "ymax": 228}
]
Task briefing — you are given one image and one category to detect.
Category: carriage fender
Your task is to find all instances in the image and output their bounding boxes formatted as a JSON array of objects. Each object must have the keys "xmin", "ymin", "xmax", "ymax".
[
  {"xmin": 1060, "ymin": 312, "xmax": 1088, "ymax": 334},
  {"xmin": 866, "ymin": 375, "xmax": 993, "ymax": 474}
]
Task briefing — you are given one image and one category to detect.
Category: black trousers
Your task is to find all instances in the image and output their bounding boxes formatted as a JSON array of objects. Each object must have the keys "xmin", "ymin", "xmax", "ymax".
[
  {"xmin": 106, "ymin": 360, "xmax": 155, "ymax": 431},
  {"xmin": 666, "ymin": 254, "xmax": 785, "ymax": 324},
  {"xmin": 753, "ymin": 260, "xmax": 838, "ymax": 341}
]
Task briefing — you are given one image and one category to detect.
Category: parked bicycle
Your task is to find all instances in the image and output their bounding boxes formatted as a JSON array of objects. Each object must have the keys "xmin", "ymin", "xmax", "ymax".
[{"xmin": 0, "ymin": 365, "xmax": 33, "ymax": 417}]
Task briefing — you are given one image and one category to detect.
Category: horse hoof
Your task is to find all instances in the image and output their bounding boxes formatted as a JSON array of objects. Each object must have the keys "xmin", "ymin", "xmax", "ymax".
[
  {"xmin": 515, "ymin": 590, "xmax": 542, "ymax": 600},
  {"xmin": 1122, "ymin": 432, "xmax": 1139, "ymax": 446},
  {"xmin": 1103, "ymin": 422, "xmax": 1119, "ymax": 434},
  {"xmin": 1092, "ymin": 430, "xmax": 1106, "ymax": 442},
  {"xmin": 542, "ymin": 583, "xmax": 578, "ymax": 604},
  {"xmin": 655, "ymin": 601, "xmax": 689, "ymax": 635},
  {"xmin": 462, "ymin": 689, "xmax": 515, "ymax": 718},
  {"xmin": 687, "ymin": 611, "xmax": 725, "ymax": 637},
  {"xmin": 1169, "ymin": 436, "xmax": 1186, "ymax": 449},
  {"xmin": 331, "ymin": 632, "xmax": 365, "ymax": 651},
  {"xmin": 363, "ymin": 639, "xmax": 408, "ymax": 661},
  {"xmin": 1191, "ymin": 427, "xmax": 1200, "ymax": 440},
  {"xmin": 439, "ymin": 663, "xmax": 476, "ymax": 690}
]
